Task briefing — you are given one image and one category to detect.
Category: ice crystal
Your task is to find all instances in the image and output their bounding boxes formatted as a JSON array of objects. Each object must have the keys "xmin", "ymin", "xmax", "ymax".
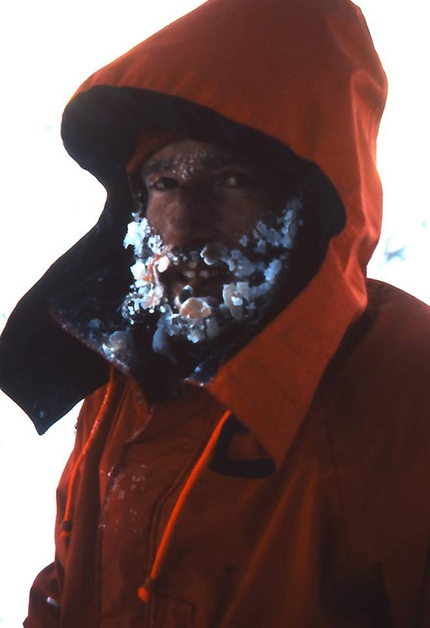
[{"xmin": 121, "ymin": 197, "xmax": 303, "ymax": 358}]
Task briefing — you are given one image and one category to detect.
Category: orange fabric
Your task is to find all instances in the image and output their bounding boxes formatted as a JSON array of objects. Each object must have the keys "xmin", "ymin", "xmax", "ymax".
[
  {"xmin": 23, "ymin": 1, "xmax": 430, "ymax": 626},
  {"xmin": 25, "ymin": 282, "xmax": 430, "ymax": 627},
  {"xmin": 138, "ymin": 408, "xmax": 231, "ymax": 603},
  {"xmin": 148, "ymin": 409, "xmax": 231, "ymax": 585},
  {"xmin": 126, "ymin": 130, "xmax": 182, "ymax": 174},
  {"xmin": 60, "ymin": 366, "xmax": 117, "ymax": 538}
]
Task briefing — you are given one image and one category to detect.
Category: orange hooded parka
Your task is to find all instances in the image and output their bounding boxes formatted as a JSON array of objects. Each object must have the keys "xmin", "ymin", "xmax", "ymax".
[{"xmin": 2, "ymin": 0, "xmax": 430, "ymax": 626}]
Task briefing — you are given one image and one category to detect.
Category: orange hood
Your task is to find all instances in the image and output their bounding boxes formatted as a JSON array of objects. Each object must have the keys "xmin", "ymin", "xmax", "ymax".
[
  {"xmin": 68, "ymin": 0, "xmax": 386, "ymax": 270},
  {"xmin": 0, "ymin": 0, "xmax": 387, "ymax": 440},
  {"xmin": 62, "ymin": 0, "xmax": 387, "ymax": 463}
]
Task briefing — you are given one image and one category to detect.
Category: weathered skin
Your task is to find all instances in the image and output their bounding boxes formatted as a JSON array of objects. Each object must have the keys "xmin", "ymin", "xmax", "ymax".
[{"xmin": 122, "ymin": 140, "xmax": 303, "ymax": 355}]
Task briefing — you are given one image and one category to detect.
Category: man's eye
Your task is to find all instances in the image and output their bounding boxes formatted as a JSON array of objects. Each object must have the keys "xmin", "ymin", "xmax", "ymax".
[
  {"xmin": 148, "ymin": 176, "xmax": 179, "ymax": 191},
  {"xmin": 218, "ymin": 171, "xmax": 251, "ymax": 189}
]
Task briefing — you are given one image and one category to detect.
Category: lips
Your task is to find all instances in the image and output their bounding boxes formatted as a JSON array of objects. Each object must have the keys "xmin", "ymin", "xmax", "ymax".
[{"xmin": 154, "ymin": 251, "xmax": 231, "ymax": 302}]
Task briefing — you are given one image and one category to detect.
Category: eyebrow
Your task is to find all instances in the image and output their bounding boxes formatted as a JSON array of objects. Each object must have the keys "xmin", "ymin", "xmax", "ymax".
[
  {"xmin": 140, "ymin": 156, "xmax": 180, "ymax": 177},
  {"xmin": 140, "ymin": 152, "xmax": 246, "ymax": 178}
]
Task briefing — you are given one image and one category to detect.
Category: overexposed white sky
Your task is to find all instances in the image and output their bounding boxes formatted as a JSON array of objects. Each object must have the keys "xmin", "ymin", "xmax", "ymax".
[{"xmin": 0, "ymin": 1, "xmax": 429, "ymax": 625}]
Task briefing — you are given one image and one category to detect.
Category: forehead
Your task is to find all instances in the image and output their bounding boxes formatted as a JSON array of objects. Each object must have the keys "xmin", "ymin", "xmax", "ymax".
[{"xmin": 140, "ymin": 139, "xmax": 248, "ymax": 177}]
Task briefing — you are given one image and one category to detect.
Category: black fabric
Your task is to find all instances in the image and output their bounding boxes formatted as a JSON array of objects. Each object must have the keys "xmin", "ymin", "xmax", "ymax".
[
  {"xmin": 209, "ymin": 414, "xmax": 276, "ymax": 478},
  {"xmin": 0, "ymin": 87, "xmax": 346, "ymax": 433},
  {"xmin": 0, "ymin": 178, "xmax": 131, "ymax": 433},
  {"xmin": 62, "ymin": 87, "xmax": 345, "ymax": 251}
]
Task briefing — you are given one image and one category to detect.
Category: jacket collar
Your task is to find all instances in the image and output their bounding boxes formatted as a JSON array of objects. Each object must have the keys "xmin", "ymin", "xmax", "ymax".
[{"xmin": 208, "ymin": 242, "xmax": 366, "ymax": 468}]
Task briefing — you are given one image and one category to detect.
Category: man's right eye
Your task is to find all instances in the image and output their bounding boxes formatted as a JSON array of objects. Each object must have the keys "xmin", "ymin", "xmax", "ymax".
[{"xmin": 147, "ymin": 176, "xmax": 179, "ymax": 191}]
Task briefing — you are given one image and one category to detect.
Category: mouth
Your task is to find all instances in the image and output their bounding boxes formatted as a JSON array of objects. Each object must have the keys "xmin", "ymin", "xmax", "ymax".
[
  {"xmin": 164, "ymin": 263, "xmax": 231, "ymax": 304},
  {"xmin": 153, "ymin": 243, "xmax": 232, "ymax": 304}
]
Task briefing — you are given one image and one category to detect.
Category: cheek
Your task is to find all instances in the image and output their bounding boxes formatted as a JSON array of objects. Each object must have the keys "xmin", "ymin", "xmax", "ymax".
[
  {"xmin": 145, "ymin": 200, "xmax": 171, "ymax": 237},
  {"xmin": 145, "ymin": 195, "xmax": 270, "ymax": 247},
  {"xmin": 220, "ymin": 199, "xmax": 264, "ymax": 239}
]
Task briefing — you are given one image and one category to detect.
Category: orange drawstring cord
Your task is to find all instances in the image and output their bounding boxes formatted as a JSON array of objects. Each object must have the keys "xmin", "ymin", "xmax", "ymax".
[
  {"xmin": 60, "ymin": 366, "xmax": 116, "ymax": 538},
  {"xmin": 137, "ymin": 408, "xmax": 231, "ymax": 603}
]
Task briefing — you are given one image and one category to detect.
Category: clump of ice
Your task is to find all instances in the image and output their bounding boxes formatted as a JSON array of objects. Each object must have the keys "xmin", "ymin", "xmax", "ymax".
[
  {"xmin": 201, "ymin": 242, "xmax": 228, "ymax": 265},
  {"xmin": 96, "ymin": 329, "xmax": 135, "ymax": 364},
  {"xmin": 179, "ymin": 297, "xmax": 213, "ymax": 319},
  {"xmin": 121, "ymin": 196, "xmax": 303, "ymax": 359},
  {"xmin": 87, "ymin": 318, "xmax": 135, "ymax": 365},
  {"xmin": 122, "ymin": 214, "xmax": 175, "ymax": 316}
]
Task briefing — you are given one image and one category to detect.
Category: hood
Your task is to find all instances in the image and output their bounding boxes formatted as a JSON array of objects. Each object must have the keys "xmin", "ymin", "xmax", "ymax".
[{"xmin": 0, "ymin": 0, "xmax": 387, "ymax": 437}]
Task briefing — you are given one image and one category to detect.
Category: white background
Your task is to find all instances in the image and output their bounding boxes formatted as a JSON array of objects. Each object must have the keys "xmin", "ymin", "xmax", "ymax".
[{"xmin": 0, "ymin": 1, "xmax": 429, "ymax": 625}]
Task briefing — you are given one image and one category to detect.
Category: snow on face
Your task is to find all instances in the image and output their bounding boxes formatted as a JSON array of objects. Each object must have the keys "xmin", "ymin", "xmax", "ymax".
[{"xmin": 121, "ymin": 197, "xmax": 303, "ymax": 359}]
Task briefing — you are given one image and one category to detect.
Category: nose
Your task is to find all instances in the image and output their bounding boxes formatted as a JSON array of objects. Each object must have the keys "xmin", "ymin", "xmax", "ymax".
[{"xmin": 164, "ymin": 186, "xmax": 219, "ymax": 247}]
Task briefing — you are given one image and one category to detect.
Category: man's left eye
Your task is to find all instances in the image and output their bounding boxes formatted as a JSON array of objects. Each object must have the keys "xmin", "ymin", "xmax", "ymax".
[{"xmin": 217, "ymin": 172, "xmax": 251, "ymax": 189}]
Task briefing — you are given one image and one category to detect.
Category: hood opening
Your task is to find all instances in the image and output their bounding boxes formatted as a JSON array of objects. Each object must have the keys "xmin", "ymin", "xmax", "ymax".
[
  {"xmin": 1, "ymin": 88, "xmax": 347, "ymax": 431},
  {"xmin": 57, "ymin": 88, "xmax": 347, "ymax": 389}
]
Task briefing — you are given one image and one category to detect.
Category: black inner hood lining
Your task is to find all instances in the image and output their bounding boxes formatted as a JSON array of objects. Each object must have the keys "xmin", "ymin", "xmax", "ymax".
[{"xmin": 0, "ymin": 87, "xmax": 346, "ymax": 434}]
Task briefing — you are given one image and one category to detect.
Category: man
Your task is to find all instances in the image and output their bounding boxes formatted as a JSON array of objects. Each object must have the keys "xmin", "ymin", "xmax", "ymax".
[{"xmin": 2, "ymin": 0, "xmax": 430, "ymax": 625}]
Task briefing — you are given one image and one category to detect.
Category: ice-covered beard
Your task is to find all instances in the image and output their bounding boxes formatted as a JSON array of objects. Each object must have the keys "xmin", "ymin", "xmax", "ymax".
[{"xmin": 121, "ymin": 197, "xmax": 303, "ymax": 364}]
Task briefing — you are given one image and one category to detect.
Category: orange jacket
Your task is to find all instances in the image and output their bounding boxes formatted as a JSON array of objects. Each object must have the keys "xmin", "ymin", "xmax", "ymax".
[
  {"xmin": 25, "ymin": 281, "xmax": 430, "ymax": 627},
  {"xmin": 14, "ymin": 0, "xmax": 430, "ymax": 625}
]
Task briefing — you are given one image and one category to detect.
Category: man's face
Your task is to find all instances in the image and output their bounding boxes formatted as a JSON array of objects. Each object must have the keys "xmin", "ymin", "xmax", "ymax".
[
  {"xmin": 123, "ymin": 139, "xmax": 303, "ymax": 360},
  {"xmin": 141, "ymin": 140, "xmax": 287, "ymax": 304}
]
